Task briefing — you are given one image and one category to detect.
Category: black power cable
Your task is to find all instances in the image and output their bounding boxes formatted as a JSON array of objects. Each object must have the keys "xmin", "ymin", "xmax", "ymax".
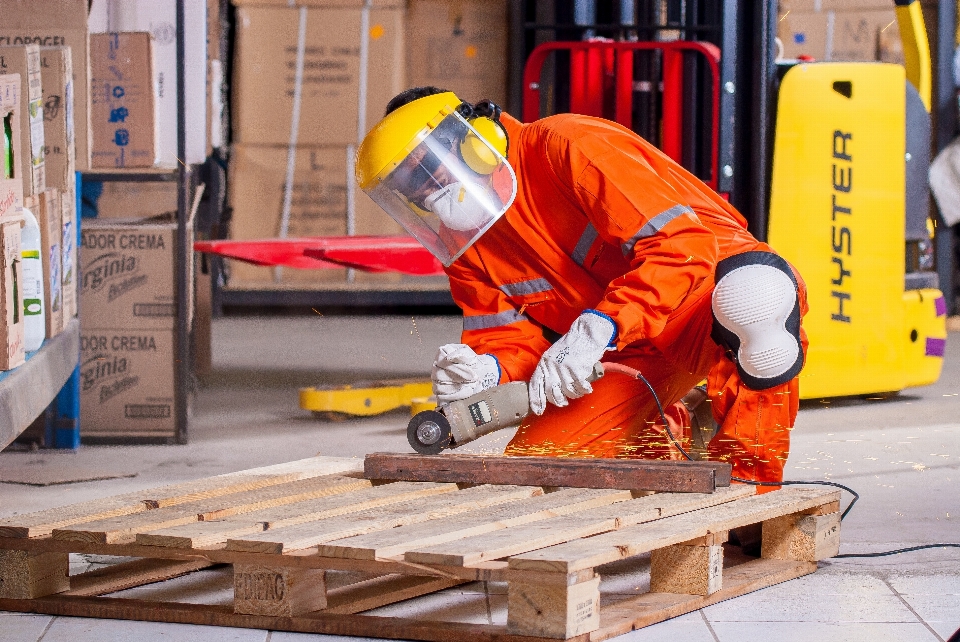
[{"xmin": 623, "ymin": 369, "xmax": 958, "ymax": 560}]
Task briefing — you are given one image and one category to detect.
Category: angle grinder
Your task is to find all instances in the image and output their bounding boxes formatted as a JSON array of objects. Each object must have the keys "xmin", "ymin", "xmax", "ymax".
[{"xmin": 407, "ymin": 362, "xmax": 608, "ymax": 454}]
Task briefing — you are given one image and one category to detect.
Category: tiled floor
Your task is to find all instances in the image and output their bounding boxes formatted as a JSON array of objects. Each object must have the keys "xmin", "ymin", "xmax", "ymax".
[{"xmin": 1, "ymin": 315, "xmax": 958, "ymax": 641}]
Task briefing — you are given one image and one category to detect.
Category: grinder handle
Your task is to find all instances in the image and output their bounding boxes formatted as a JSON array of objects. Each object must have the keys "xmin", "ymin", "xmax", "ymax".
[{"xmin": 588, "ymin": 362, "xmax": 604, "ymax": 383}]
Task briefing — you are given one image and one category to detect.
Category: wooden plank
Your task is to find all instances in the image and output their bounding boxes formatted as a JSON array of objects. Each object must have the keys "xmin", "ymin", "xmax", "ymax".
[
  {"xmin": 65, "ymin": 559, "xmax": 214, "ymax": 597},
  {"xmin": 509, "ymin": 487, "xmax": 841, "ymax": 573},
  {"xmin": 137, "ymin": 481, "xmax": 458, "ymax": 550},
  {"xmin": 323, "ymin": 574, "xmax": 465, "ymax": 615},
  {"xmin": 0, "ymin": 550, "xmax": 69, "ymax": 598},
  {"xmin": 0, "ymin": 456, "xmax": 363, "ymax": 538},
  {"xmin": 226, "ymin": 485, "xmax": 540, "ymax": 554},
  {"xmin": 404, "ymin": 485, "xmax": 754, "ymax": 567},
  {"xmin": 592, "ymin": 558, "xmax": 816, "ymax": 641},
  {"xmin": 364, "ymin": 453, "xmax": 730, "ymax": 493},
  {"xmin": 52, "ymin": 475, "xmax": 371, "ymax": 545},
  {"xmin": 0, "ymin": 535, "xmax": 503, "ymax": 583},
  {"xmin": 320, "ymin": 488, "xmax": 631, "ymax": 561},
  {"xmin": 0, "ymin": 594, "xmax": 589, "ymax": 642}
]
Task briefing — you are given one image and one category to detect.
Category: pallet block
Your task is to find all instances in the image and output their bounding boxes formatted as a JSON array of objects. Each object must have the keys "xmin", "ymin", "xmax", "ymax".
[{"xmin": 0, "ymin": 456, "xmax": 843, "ymax": 640}]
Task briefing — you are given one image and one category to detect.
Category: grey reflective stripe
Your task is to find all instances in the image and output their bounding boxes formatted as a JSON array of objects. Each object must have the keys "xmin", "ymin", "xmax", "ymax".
[
  {"xmin": 463, "ymin": 309, "xmax": 527, "ymax": 331},
  {"xmin": 572, "ymin": 223, "xmax": 598, "ymax": 266},
  {"xmin": 621, "ymin": 205, "xmax": 696, "ymax": 255},
  {"xmin": 498, "ymin": 278, "xmax": 553, "ymax": 297}
]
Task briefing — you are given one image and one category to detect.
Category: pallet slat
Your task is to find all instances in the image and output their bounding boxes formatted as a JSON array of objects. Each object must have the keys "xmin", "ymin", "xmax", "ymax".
[
  {"xmin": 0, "ymin": 457, "xmax": 362, "ymax": 538},
  {"xmin": 404, "ymin": 485, "xmax": 754, "ymax": 567},
  {"xmin": 364, "ymin": 453, "xmax": 730, "ymax": 493},
  {"xmin": 136, "ymin": 481, "xmax": 461, "ymax": 550},
  {"xmin": 65, "ymin": 559, "xmax": 215, "ymax": 597},
  {"xmin": 509, "ymin": 487, "xmax": 841, "ymax": 573},
  {"xmin": 226, "ymin": 484, "xmax": 541, "ymax": 554},
  {"xmin": 52, "ymin": 475, "xmax": 371, "ymax": 545},
  {"xmin": 320, "ymin": 488, "xmax": 633, "ymax": 561}
]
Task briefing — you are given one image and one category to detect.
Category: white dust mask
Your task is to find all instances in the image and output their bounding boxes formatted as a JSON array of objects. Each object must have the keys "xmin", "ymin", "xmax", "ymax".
[{"xmin": 422, "ymin": 182, "xmax": 488, "ymax": 231}]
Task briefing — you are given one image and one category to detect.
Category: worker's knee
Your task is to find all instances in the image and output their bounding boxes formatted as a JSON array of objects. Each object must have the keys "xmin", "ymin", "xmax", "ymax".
[{"xmin": 711, "ymin": 251, "xmax": 804, "ymax": 390}]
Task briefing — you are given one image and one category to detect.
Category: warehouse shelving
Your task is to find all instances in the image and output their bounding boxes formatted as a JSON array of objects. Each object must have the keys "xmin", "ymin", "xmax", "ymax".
[{"xmin": 0, "ymin": 319, "xmax": 80, "ymax": 451}]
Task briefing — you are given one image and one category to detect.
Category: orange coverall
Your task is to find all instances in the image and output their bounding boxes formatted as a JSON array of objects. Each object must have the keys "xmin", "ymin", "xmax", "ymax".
[{"xmin": 445, "ymin": 112, "xmax": 808, "ymax": 485}]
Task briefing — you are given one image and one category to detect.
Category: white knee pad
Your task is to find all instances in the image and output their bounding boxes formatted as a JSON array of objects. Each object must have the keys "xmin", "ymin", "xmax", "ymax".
[{"xmin": 711, "ymin": 252, "xmax": 804, "ymax": 390}]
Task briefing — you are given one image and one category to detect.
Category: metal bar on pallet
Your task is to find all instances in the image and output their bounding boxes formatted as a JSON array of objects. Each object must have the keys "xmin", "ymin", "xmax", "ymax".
[{"xmin": 175, "ymin": 0, "xmax": 191, "ymax": 444}]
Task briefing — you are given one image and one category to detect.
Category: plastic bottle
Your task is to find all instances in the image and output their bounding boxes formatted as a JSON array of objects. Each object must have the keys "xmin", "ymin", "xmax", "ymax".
[{"xmin": 21, "ymin": 206, "xmax": 45, "ymax": 351}]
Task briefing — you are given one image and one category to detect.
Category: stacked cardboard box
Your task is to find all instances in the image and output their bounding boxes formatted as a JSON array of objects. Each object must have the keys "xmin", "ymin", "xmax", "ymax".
[
  {"xmin": 0, "ymin": 0, "xmax": 92, "ymax": 172},
  {"xmin": 227, "ymin": 0, "xmax": 404, "ymax": 287},
  {"xmin": 88, "ymin": 0, "xmax": 208, "ymax": 167},
  {"xmin": 226, "ymin": 0, "xmax": 508, "ymax": 289},
  {"xmin": 0, "ymin": 74, "xmax": 26, "ymax": 370},
  {"xmin": 778, "ymin": 0, "xmax": 904, "ymax": 64},
  {"xmin": 0, "ymin": 44, "xmax": 46, "ymax": 197},
  {"xmin": 79, "ymin": 218, "xmax": 185, "ymax": 438},
  {"xmin": 40, "ymin": 46, "xmax": 79, "ymax": 322},
  {"xmin": 89, "ymin": 32, "xmax": 159, "ymax": 168}
]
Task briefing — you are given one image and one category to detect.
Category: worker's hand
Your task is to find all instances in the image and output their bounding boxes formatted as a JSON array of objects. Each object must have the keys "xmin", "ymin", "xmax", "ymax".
[
  {"xmin": 529, "ymin": 311, "xmax": 617, "ymax": 415},
  {"xmin": 432, "ymin": 344, "xmax": 501, "ymax": 403}
]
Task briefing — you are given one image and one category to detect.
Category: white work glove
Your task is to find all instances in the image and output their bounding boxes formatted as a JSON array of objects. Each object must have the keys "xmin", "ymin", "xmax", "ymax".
[
  {"xmin": 432, "ymin": 344, "xmax": 501, "ymax": 404},
  {"xmin": 529, "ymin": 311, "xmax": 617, "ymax": 415}
]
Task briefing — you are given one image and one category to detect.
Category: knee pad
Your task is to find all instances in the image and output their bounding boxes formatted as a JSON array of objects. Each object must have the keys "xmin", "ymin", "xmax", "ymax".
[{"xmin": 711, "ymin": 251, "xmax": 804, "ymax": 390}]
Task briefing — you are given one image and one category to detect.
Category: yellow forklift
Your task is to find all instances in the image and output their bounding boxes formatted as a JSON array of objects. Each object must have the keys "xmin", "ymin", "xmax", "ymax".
[
  {"xmin": 515, "ymin": 0, "xmax": 950, "ymax": 400},
  {"xmin": 767, "ymin": 0, "xmax": 947, "ymax": 397}
]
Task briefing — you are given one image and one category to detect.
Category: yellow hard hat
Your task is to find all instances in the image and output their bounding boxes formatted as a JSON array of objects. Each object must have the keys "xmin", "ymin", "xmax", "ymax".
[
  {"xmin": 356, "ymin": 92, "xmax": 510, "ymax": 189},
  {"xmin": 356, "ymin": 91, "xmax": 516, "ymax": 267},
  {"xmin": 356, "ymin": 92, "xmax": 461, "ymax": 190}
]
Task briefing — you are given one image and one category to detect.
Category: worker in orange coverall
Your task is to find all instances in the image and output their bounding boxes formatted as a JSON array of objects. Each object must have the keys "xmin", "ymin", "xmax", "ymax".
[{"xmin": 355, "ymin": 87, "xmax": 808, "ymax": 489}]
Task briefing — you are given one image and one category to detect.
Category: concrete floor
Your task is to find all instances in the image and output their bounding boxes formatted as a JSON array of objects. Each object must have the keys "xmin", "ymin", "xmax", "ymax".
[{"xmin": 1, "ymin": 314, "xmax": 959, "ymax": 641}]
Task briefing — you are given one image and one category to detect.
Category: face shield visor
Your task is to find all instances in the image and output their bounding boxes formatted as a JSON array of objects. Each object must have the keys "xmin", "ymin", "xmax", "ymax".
[{"xmin": 361, "ymin": 110, "xmax": 517, "ymax": 266}]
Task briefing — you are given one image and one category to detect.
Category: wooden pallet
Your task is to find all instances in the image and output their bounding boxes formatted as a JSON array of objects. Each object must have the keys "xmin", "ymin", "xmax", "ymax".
[{"xmin": 0, "ymin": 456, "xmax": 841, "ymax": 640}]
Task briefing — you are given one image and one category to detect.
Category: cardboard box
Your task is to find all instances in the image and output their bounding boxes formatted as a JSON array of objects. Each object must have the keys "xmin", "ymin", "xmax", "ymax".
[
  {"xmin": 0, "ymin": 74, "xmax": 25, "ymax": 222},
  {"xmin": 95, "ymin": 182, "xmax": 178, "ymax": 219},
  {"xmin": 61, "ymin": 188, "xmax": 77, "ymax": 320},
  {"xmin": 80, "ymin": 328, "xmax": 174, "ymax": 437},
  {"xmin": 778, "ymin": 12, "xmax": 830, "ymax": 60},
  {"xmin": 89, "ymin": 0, "xmax": 208, "ymax": 166},
  {"xmin": 90, "ymin": 32, "xmax": 159, "ymax": 168},
  {"xmin": 831, "ymin": 10, "xmax": 897, "ymax": 62},
  {"xmin": 40, "ymin": 47, "xmax": 76, "ymax": 196},
  {"xmin": 79, "ymin": 219, "xmax": 176, "ymax": 330},
  {"xmin": 226, "ymin": 143, "xmax": 403, "ymax": 285},
  {"xmin": 778, "ymin": 5, "xmax": 898, "ymax": 62},
  {"xmin": 25, "ymin": 190, "xmax": 64, "ymax": 339},
  {"xmin": 0, "ymin": 220, "xmax": 25, "ymax": 370},
  {"xmin": 231, "ymin": 2, "xmax": 405, "ymax": 146},
  {"xmin": 405, "ymin": 0, "xmax": 509, "ymax": 106},
  {"xmin": 0, "ymin": 0, "xmax": 91, "ymax": 172},
  {"xmin": 0, "ymin": 44, "xmax": 46, "ymax": 196}
]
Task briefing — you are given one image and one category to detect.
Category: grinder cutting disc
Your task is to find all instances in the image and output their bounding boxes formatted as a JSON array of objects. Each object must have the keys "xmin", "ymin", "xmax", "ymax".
[{"xmin": 407, "ymin": 410, "xmax": 453, "ymax": 455}]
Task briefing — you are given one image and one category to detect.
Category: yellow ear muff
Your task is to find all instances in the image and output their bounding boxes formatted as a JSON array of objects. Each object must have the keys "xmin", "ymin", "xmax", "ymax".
[{"xmin": 459, "ymin": 116, "xmax": 508, "ymax": 175}]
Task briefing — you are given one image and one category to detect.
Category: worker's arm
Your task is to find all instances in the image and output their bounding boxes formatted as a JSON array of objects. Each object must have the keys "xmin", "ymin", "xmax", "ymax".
[
  {"xmin": 543, "ymin": 123, "xmax": 719, "ymax": 348},
  {"xmin": 445, "ymin": 257, "xmax": 553, "ymax": 383}
]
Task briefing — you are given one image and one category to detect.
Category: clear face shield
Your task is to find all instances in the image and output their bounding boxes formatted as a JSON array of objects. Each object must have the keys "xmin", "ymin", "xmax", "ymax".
[{"xmin": 362, "ymin": 111, "xmax": 517, "ymax": 266}]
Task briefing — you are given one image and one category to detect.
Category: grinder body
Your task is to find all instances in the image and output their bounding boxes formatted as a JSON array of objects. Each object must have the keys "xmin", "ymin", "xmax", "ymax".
[{"xmin": 407, "ymin": 364, "xmax": 603, "ymax": 454}]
